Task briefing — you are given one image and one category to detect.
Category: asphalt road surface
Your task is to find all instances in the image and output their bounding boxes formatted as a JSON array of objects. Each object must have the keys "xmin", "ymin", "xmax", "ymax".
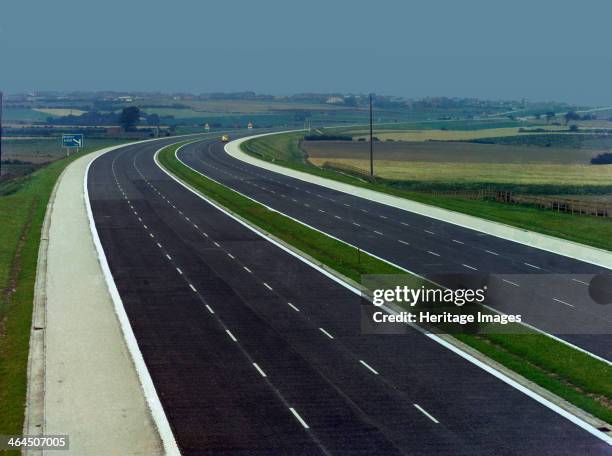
[
  {"xmin": 176, "ymin": 138, "xmax": 612, "ymax": 361},
  {"xmin": 87, "ymin": 137, "xmax": 610, "ymax": 455}
]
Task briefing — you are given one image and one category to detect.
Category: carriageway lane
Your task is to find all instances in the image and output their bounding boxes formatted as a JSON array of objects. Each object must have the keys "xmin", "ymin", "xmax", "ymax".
[
  {"xmin": 176, "ymin": 139, "xmax": 612, "ymax": 360},
  {"xmin": 87, "ymin": 138, "xmax": 610, "ymax": 454}
]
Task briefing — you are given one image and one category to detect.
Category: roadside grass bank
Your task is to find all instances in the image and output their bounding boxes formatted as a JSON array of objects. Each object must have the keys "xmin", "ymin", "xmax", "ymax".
[
  {"xmin": 160, "ymin": 141, "xmax": 612, "ymax": 425},
  {"xmin": 242, "ymin": 133, "xmax": 612, "ymax": 252},
  {"xmin": 0, "ymin": 142, "xmax": 127, "ymax": 440}
]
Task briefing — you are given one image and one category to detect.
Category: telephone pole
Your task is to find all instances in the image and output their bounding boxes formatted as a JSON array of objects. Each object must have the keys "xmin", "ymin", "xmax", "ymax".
[{"xmin": 369, "ymin": 93, "xmax": 373, "ymax": 176}]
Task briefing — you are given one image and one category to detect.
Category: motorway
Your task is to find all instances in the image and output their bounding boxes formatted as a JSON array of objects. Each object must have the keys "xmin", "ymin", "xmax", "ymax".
[
  {"xmin": 87, "ymin": 137, "xmax": 610, "ymax": 454},
  {"xmin": 176, "ymin": 138, "xmax": 612, "ymax": 361}
]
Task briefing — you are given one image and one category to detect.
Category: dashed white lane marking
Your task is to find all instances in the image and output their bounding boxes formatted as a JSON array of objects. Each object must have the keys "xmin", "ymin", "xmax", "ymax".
[
  {"xmin": 452, "ymin": 239, "xmax": 464, "ymax": 245},
  {"xmin": 553, "ymin": 298, "xmax": 575, "ymax": 308},
  {"xmin": 253, "ymin": 363, "xmax": 267, "ymax": 378},
  {"xmin": 414, "ymin": 404, "xmax": 439, "ymax": 424},
  {"xmin": 524, "ymin": 262, "xmax": 541, "ymax": 269},
  {"xmin": 334, "ymin": 215, "xmax": 342, "ymax": 220},
  {"xmin": 359, "ymin": 360, "xmax": 379, "ymax": 375},
  {"xmin": 244, "ymin": 266, "xmax": 252, "ymax": 273},
  {"xmin": 287, "ymin": 302, "xmax": 300, "ymax": 312},
  {"xmin": 205, "ymin": 304, "xmax": 215, "ymax": 314},
  {"xmin": 319, "ymin": 328, "xmax": 334, "ymax": 339},
  {"xmin": 138, "ymin": 217, "xmax": 142, "ymax": 222},
  {"xmin": 485, "ymin": 250, "xmax": 499, "ymax": 256},
  {"xmin": 226, "ymin": 329, "xmax": 238, "ymax": 342},
  {"xmin": 424, "ymin": 230, "xmax": 435, "ymax": 235},
  {"xmin": 227, "ymin": 253, "xmax": 235, "ymax": 259},
  {"xmin": 353, "ymin": 222, "xmax": 361, "ymax": 227},
  {"xmin": 157, "ymin": 242, "xmax": 162, "ymax": 248},
  {"xmin": 379, "ymin": 215, "xmax": 387, "ymax": 219},
  {"xmin": 165, "ymin": 254, "xmax": 172, "ymax": 260},
  {"xmin": 213, "ymin": 242, "xmax": 220, "ymax": 247},
  {"xmin": 398, "ymin": 240, "xmax": 410, "ymax": 245},
  {"xmin": 427, "ymin": 251, "xmax": 440, "ymax": 257},
  {"xmin": 193, "ymin": 224, "xmax": 199, "ymax": 229},
  {"xmin": 572, "ymin": 278, "xmax": 589, "ymax": 285},
  {"xmin": 263, "ymin": 282, "xmax": 273, "ymax": 291},
  {"xmin": 373, "ymin": 230, "xmax": 383, "ymax": 235},
  {"xmin": 318, "ymin": 209, "xmax": 326, "ymax": 213},
  {"xmin": 289, "ymin": 408, "xmax": 309, "ymax": 429},
  {"xmin": 149, "ymin": 233, "xmax": 154, "ymax": 238},
  {"xmin": 462, "ymin": 264, "xmax": 477, "ymax": 271},
  {"xmin": 176, "ymin": 267, "xmax": 183, "ymax": 275},
  {"xmin": 189, "ymin": 283, "xmax": 197, "ymax": 292},
  {"xmin": 502, "ymin": 279, "xmax": 520, "ymax": 287}
]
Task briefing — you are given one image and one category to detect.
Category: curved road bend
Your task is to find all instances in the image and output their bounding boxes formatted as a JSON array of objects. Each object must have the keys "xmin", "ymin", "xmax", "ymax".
[
  {"xmin": 177, "ymin": 139, "xmax": 612, "ymax": 361},
  {"xmin": 87, "ymin": 138, "xmax": 610, "ymax": 454}
]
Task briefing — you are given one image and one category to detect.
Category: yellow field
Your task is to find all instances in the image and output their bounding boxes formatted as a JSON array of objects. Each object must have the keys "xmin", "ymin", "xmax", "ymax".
[
  {"xmin": 348, "ymin": 126, "xmax": 563, "ymax": 142},
  {"xmin": 33, "ymin": 108, "xmax": 87, "ymax": 117},
  {"xmin": 308, "ymin": 157, "xmax": 612, "ymax": 186}
]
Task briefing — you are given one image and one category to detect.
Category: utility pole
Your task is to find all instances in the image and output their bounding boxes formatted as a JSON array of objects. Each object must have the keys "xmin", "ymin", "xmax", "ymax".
[{"xmin": 369, "ymin": 93, "xmax": 373, "ymax": 177}]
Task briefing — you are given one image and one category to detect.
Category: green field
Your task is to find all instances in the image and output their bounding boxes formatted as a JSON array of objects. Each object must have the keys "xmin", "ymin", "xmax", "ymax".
[
  {"xmin": 3, "ymin": 108, "xmax": 54, "ymax": 123},
  {"xmin": 1, "ymin": 138, "xmax": 130, "ymax": 178},
  {"xmin": 159, "ymin": 140, "xmax": 612, "ymax": 424}
]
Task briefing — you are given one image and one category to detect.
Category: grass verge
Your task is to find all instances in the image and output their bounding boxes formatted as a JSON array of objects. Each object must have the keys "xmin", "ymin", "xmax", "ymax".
[
  {"xmin": 242, "ymin": 133, "xmax": 612, "ymax": 252},
  {"xmin": 160, "ymin": 140, "xmax": 612, "ymax": 424},
  {"xmin": 0, "ymin": 142, "xmax": 127, "ymax": 443}
]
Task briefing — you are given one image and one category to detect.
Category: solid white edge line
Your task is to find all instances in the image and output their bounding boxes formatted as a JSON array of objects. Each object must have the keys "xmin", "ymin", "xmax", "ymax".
[
  {"xmin": 158, "ymin": 141, "xmax": 612, "ymax": 445},
  {"xmin": 414, "ymin": 404, "xmax": 439, "ymax": 424},
  {"xmin": 289, "ymin": 407, "xmax": 310, "ymax": 429},
  {"xmin": 85, "ymin": 141, "xmax": 188, "ymax": 456}
]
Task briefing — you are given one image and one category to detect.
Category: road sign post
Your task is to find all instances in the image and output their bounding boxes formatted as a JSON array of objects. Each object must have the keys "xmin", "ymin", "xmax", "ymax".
[{"xmin": 62, "ymin": 134, "xmax": 84, "ymax": 156}]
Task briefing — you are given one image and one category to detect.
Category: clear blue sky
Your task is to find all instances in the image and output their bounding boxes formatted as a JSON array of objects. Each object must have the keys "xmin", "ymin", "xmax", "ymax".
[{"xmin": 2, "ymin": 0, "xmax": 611, "ymax": 105}]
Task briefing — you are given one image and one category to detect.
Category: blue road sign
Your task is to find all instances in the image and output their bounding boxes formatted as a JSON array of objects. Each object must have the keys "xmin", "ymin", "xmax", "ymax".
[{"xmin": 62, "ymin": 134, "xmax": 84, "ymax": 148}]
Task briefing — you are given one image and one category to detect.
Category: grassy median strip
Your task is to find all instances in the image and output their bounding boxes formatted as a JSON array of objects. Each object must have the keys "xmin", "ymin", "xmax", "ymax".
[
  {"xmin": 242, "ymin": 133, "xmax": 612, "ymax": 252},
  {"xmin": 160, "ymin": 141, "xmax": 612, "ymax": 424},
  {"xmin": 0, "ymin": 142, "xmax": 127, "ymax": 442}
]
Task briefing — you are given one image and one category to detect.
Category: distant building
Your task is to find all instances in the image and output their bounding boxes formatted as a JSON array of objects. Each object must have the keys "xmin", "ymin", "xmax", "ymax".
[{"xmin": 325, "ymin": 96, "xmax": 345, "ymax": 105}]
